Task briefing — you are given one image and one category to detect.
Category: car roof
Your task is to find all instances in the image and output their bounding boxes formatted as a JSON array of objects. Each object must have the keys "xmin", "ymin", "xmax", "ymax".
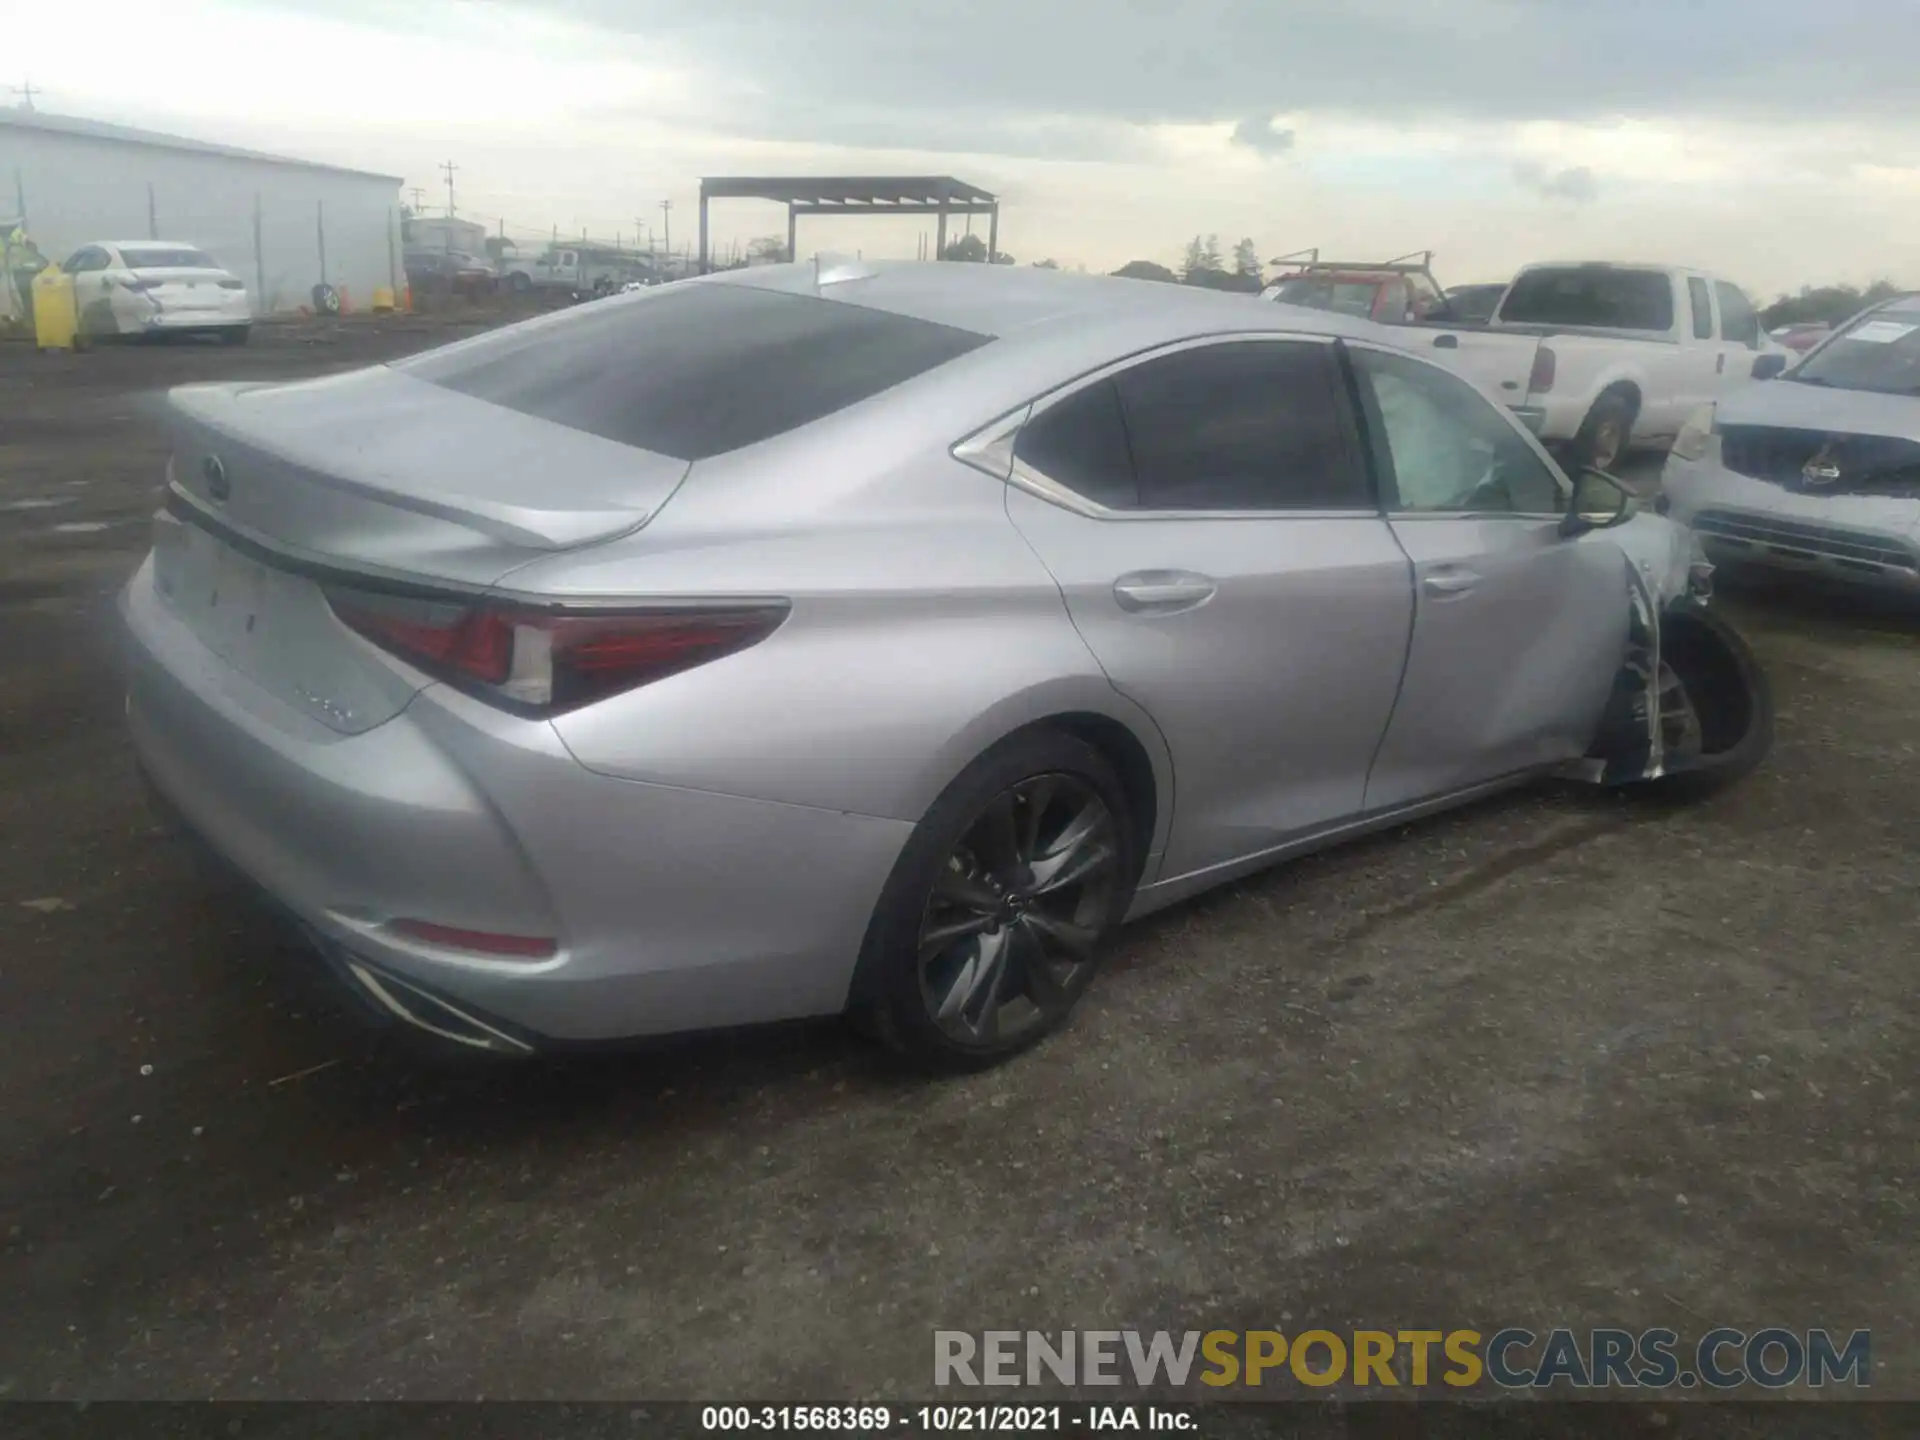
[
  {"xmin": 1872, "ymin": 293, "xmax": 1920, "ymax": 318},
  {"xmin": 699, "ymin": 259, "xmax": 1387, "ymax": 346}
]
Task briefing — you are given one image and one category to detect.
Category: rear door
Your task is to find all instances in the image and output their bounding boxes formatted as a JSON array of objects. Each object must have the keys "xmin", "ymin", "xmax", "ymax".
[
  {"xmin": 1003, "ymin": 335, "xmax": 1415, "ymax": 881},
  {"xmin": 1346, "ymin": 342, "xmax": 1630, "ymax": 810}
]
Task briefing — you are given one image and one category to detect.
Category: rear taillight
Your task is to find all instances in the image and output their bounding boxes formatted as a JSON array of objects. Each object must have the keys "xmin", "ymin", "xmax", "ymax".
[
  {"xmin": 323, "ymin": 586, "xmax": 788, "ymax": 714},
  {"xmin": 1528, "ymin": 345, "xmax": 1557, "ymax": 394}
]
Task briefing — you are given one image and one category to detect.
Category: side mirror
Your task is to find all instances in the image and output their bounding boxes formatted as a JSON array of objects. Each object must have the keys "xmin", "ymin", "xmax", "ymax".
[
  {"xmin": 1560, "ymin": 468, "xmax": 1636, "ymax": 538},
  {"xmin": 1752, "ymin": 353, "xmax": 1788, "ymax": 380}
]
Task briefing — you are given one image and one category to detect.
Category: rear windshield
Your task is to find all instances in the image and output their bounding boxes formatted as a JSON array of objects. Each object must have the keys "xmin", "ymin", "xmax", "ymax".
[
  {"xmin": 121, "ymin": 247, "xmax": 217, "ymax": 270},
  {"xmin": 1497, "ymin": 267, "xmax": 1675, "ymax": 331},
  {"xmin": 401, "ymin": 283, "xmax": 993, "ymax": 459}
]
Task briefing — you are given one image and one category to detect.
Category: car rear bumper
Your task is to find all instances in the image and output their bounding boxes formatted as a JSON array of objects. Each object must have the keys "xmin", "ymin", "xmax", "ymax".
[
  {"xmin": 119, "ymin": 556, "xmax": 913, "ymax": 1048},
  {"xmin": 1662, "ymin": 451, "xmax": 1920, "ymax": 590}
]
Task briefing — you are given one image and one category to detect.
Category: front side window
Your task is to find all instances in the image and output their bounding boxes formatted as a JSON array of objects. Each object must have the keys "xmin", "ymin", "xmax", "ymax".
[
  {"xmin": 1110, "ymin": 340, "xmax": 1367, "ymax": 511},
  {"xmin": 1688, "ymin": 278, "xmax": 1714, "ymax": 340},
  {"xmin": 1350, "ymin": 347, "xmax": 1565, "ymax": 515},
  {"xmin": 1714, "ymin": 281, "xmax": 1761, "ymax": 348}
]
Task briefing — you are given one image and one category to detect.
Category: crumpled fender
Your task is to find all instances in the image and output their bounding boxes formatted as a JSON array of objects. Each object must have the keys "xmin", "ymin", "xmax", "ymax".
[{"xmin": 1561, "ymin": 525, "xmax": 1729, "ymax": 786}]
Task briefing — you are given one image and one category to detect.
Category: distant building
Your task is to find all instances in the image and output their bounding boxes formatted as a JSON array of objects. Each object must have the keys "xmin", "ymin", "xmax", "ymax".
[
  {"xmin": 406, "ymin": 214, "xmax": 489, "ymax": 257},
  {"xmin": 0, "ymin": 109, "xmax": 402, "ymax": 313}
]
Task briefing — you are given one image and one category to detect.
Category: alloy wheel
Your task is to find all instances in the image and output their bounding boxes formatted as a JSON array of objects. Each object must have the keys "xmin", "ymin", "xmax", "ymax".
[{"xmin": 916, "ymin": 773, "xmax": 1122, "ymax": 1048}]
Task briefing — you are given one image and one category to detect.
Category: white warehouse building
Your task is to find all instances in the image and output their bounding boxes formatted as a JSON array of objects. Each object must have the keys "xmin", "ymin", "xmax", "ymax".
[{"xmin": 1, "ymin": 109, "xmax": 402, "ymax": 315}]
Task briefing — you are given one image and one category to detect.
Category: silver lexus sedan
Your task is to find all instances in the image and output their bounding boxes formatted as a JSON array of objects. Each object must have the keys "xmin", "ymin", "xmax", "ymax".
[
  {"xmin": 120, "ymin": 261, "xmax": 1772, "ymax": 1070},
  {"xmin": 1664, "ymin": 292, "xmax": 1920, "ymax": 592}
]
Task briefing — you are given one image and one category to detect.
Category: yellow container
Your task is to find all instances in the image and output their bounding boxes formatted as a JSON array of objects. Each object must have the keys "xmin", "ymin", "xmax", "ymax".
[
  {"xmin": 32, "ymin": 266, "xmax": 79, "ymax": 351},
  {"xmin": 371, "ymin": 285, "xmax": 396, "ymax": 313}
]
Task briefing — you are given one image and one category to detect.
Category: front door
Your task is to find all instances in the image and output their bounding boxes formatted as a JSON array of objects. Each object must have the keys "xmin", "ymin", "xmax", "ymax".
[
  {"xmin": 1345, "ymin": 342, "xmax": 1631, "ymax": 811},
  {"xmin": 1003, "ymin": 335, "xmax": 1415, "ymax": 882}
]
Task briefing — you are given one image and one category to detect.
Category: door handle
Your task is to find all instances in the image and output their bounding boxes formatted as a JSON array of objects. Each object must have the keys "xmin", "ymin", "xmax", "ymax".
[
  {"xmin": 1421, "ymin": 568, "xmax": 1482, "ymax": 597},
  {"xmin": 1432, "ymin": 334, "xmax": 1459, "ymax": 349},
  {"xmin": 1716, "ymin": 354, "xmax": 1726, "ymax": 374},
  {"xmin": 1113, "ymin": 571, "xmax": 1217, "ymax": 613}
]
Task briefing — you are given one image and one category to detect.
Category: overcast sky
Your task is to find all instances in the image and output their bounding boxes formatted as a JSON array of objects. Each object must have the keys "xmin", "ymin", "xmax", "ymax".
[{"xmin": 12, "ymin": 0, "xmax": 1920, "ymax": 295}]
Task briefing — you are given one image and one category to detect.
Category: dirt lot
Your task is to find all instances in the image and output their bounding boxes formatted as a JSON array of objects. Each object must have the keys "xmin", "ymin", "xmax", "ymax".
[{"xmin": 0, "ymin": 315, "xmax": 1914, "ymax": 1407}]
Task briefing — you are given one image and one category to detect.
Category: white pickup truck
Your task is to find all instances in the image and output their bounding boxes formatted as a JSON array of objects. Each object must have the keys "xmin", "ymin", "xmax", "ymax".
[{"xmin": 1405, "ymin": 262, "xmax": 1790, "ymax": 470}]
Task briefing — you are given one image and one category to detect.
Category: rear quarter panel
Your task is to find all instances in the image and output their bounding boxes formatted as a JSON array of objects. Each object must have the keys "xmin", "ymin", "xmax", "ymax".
[{"xmin": 505, "ymin": 417, "xmax": 1178, "ymax": 869}]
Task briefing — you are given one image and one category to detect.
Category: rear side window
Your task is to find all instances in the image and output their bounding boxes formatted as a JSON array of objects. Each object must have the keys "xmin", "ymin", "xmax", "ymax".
[
  {"xmin": 1714, "ymin": 281, "xmax": 1761, "ymax": 347},
  {"xmin": 1688, "ymin": 278, "xmax": 1714, "ymax": 339},
  {"xmin": 1113, "ymin": 341, "xmax": 1366, "ymax": 511},
  {"xmin": 1014, "ymin": 379, "xmax": 1137, "ymax": 508},
  {"xmin": 1498, "ymin": 267, "xmax": 1676, "ymax": 331},
  {"xmin": 402, "ymin": 284, "xmax": 992, "ymax": 459}
]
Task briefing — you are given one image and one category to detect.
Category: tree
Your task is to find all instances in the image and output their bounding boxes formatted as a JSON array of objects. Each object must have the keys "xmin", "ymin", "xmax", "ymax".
[
  {"xmin": 1760, "ymin": 279, "xmax": 1902, "ymax": 329},
  {"xmin": 1032, "ymin": 258, "xmax": 1060, "ymax": 270},
  {"xmin": 1232, "ymin": 238, "xmax": 1261, "ymax": 281},
  {"xmin": 941, "ymin": 235, "xmax": 1014, "ymax": 264},
  {"xmin": 1181, "ymin": 233, "xmax": 1232, "ymax": 289},
  {"xmin": 746, "ymin": 235, "xmax": 788, "ymax": 263},
  {"xmin": 1111, "ymin": 259, "xmax": 1178, "ymax": 283}
]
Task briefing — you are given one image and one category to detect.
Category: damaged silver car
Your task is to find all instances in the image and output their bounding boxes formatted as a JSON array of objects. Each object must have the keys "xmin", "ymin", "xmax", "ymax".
[
  {"xmin": 121, "ymin": 264, "xmax": 1772, "ymax": 1070},
  {"xmin": 1663, "ymin": 292, "xmax": 1920, "ymax": 592}
]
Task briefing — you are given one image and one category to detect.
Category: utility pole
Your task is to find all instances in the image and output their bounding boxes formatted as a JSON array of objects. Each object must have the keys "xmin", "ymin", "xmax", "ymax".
[
  {"xmin": 10, "ymin": 79, "xmax": 38, "ymax": 112},
  {"xmin": 409, "ymin": 186, "xmax": 426, "ymax": 215},
  {"xmin": 660, "ymin": 199, "xmax": 672, "ymax": 274},
  {"xmin": 439, "ymin": 160, "xmax": 459, "ymax": 219}
]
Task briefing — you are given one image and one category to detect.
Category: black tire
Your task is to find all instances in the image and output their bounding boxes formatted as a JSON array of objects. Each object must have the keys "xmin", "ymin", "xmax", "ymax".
[
  {"xmin": 1569, "ymin": 390, "xmax": 1636, "ymax": 473},
  {"xmin": 853, "ymin": 729, "xmax": 1139, "ymax": 1072},
  {"xmin": 220, "ymin": 325, "xmax": 250, "ymax": 346},
  {"xmin": 1631, "ymin": 602, "xmax": 1773, "ymax": 799}
]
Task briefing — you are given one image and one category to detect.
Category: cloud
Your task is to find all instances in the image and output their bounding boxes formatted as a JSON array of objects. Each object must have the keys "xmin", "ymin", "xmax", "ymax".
[
  {"xmin": 1231, "ymin": 116, "xmax": 1296, "ymax": 159},
  {"xmin": 1513, "ymin": 161, "xmax": 1599, "ymax": 202}
]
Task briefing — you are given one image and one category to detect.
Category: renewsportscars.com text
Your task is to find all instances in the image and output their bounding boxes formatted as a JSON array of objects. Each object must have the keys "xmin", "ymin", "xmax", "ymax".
[{"xmin": 934, "ymin": 1327, "xmax": 1871, "ymax": 1391}]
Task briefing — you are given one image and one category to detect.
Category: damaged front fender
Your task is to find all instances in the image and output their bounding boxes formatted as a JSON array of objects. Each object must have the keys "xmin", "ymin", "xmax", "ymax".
[{"xmin": 1565, "ymin": 529, "xmax": 1770, "ymax": 788}]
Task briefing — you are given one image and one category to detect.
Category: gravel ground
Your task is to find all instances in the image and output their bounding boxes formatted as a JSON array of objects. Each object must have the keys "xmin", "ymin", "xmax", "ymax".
[{"xmin": 0, "ymin": 317, "xmax": 1913, "ymax": 1411}]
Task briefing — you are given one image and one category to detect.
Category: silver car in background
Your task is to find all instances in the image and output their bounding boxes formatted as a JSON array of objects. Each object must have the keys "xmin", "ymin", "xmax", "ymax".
[
  {"xmin": 1664, "ymin": 293, "xmax": 1920, "ymax": 592},
  {"xmin": 120, "ymin": 262, "xmax": 1771, "ymax": 1071}
]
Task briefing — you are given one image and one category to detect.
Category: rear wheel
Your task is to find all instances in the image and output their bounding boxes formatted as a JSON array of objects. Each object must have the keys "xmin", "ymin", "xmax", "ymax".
[{"xmin": 855, "ymin": 730, "xmax": 1138, "ymax": 1071}]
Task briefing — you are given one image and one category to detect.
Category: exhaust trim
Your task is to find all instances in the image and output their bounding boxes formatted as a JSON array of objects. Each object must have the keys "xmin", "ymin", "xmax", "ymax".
[{"xmin": 344, "ymin": 961, "xmax": 536, "ymax": 1056}]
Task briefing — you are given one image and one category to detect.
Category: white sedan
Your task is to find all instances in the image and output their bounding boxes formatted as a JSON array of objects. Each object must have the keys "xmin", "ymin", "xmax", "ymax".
[{"xmin": 61, "ymin": 241, "xmax": 252, "ymax": 344}]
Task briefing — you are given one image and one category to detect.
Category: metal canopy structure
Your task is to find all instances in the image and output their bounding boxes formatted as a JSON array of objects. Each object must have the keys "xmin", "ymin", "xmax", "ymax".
[{"xmin": 696, "ymin": 175, "xmax": 999, "ymax": 274}]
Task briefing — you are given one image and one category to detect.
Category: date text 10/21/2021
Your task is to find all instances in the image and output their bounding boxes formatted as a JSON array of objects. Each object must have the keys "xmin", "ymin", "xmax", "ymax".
[{"xmin": 701, "ymin": 1407, "xmax": 1192, "ymax": 1431}]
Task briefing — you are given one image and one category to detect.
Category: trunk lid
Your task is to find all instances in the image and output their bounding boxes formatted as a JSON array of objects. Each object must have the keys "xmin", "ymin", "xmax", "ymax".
[
  {"xmin": 130, "ymin": 267, "xmax": 240, "ymax": 315},
  {"xmin": 167, "ymin": 366, "xmax": 691, "ymax": 583},
  {"xmin": 154, "ymin": 366, "xmax": 690, "ymax": 734}
]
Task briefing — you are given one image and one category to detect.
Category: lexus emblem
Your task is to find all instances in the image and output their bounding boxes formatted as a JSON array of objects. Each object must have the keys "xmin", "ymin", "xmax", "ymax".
[
  {"xmin": 202, "ymin": 454, "xmax": 231, "ymax": 502},
  {"xmin": 1801, "ymin": 444, "xmax": 1842, "ymax": 488}
]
